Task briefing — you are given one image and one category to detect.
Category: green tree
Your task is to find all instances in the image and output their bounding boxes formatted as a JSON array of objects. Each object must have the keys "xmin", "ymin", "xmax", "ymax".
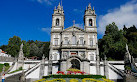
[
  {"xmin": 99, "ymin": 22, "xmax": 127, "ymax": 60},
  {"xmin": 22, "ymin": 40, "xmax": 30, "ymax": 57},
  {"xmin": 30, "ymin": 43, "xmax": 39, "ymax": 57},
  {"xmin": 43, "ymin": 42, "xmax": 50, "ymax": 59},
  {"xmin": 5, "ymin": 36, "xmax": 22, "ymax": 57}
]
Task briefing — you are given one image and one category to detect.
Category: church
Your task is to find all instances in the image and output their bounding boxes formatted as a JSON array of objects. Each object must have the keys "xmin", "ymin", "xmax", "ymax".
[
  {"xmin": 4, "ymin": 3, "xmax": 125, "ymax": 82},
  {"xmin": 48, "ymin": 3, "xmax": 100, "ymax": 74}
]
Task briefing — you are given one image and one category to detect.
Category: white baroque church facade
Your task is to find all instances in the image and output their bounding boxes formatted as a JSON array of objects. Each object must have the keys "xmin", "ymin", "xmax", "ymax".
[
  {"xmin": 4, "ymin": 3, "xmax": 125, "ymax": 82},
  {"xmin": 48, "ymin": 3, "xmax": 100, "ymax": 74}
]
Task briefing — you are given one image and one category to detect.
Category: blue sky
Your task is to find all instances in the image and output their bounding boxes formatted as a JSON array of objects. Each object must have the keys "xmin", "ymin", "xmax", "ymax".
[{"xmin": 0, "ymin": 0, "xmax": 137, "ymax": 45}]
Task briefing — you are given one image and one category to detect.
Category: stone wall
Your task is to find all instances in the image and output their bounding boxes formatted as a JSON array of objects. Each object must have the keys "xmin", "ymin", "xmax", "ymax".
[{"xmin": 0, "ymin": 56, "xmax": 14, "ymax": 62}]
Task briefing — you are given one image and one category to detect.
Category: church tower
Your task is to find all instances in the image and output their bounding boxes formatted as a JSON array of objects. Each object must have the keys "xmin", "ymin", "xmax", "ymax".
[
  {"xmin": 49, "ymin": 3, "xmax": 65, "ymax": 61},
  {"xmin": 52, "ymin": 3, "xmax": 64, "ymax": 32},
  {"xmin": 84, "ymin": 4, "xmax": 97, "ymax": 32}
]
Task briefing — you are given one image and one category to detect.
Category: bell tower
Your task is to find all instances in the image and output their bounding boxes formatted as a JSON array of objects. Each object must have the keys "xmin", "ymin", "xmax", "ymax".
[
  {"xmin": 52, "ymin": 3, "xmax": 65, "ymax": 32},
  {"xmin": 84, "ymin": 4, "xmax": 97, "ymax": 32}
]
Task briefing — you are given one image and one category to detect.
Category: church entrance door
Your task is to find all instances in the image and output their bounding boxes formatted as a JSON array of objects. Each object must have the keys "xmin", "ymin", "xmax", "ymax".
[{"xmin": 70, "ymin": 59, "xmax": 80, "ymax": 69}]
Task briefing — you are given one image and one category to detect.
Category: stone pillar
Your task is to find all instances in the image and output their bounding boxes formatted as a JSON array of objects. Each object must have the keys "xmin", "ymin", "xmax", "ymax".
[
  {"xmin": 39, "ymin": 54, "xmax": 45, "ymax": 79},
  {"xmin": 96, "ymin": 44, "xmax": 100, "ymax": 75},
  {"xmin": 104, "ymin": 55, "xmax": 109, "ymax": 79},
  {"xmin": 48, "ymin": 54, "xmax": 53, "ymax": 75},
  {"xmin": 60, "ymin": 61, "xmax": 66, "ymax": 72},
  {"xmin": 82, "ymin": 61, "xmax": 90, "ymax": 73}
]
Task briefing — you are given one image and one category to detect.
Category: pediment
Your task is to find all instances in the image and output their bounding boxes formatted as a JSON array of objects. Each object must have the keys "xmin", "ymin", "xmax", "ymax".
[{"xmin": 63, "ymin": 26, "xmax": 85, "ymax": 32}]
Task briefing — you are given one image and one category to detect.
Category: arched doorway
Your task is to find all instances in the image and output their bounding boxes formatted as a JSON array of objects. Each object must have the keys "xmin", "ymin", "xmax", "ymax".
[{"xmin": 70, "ymin": 59, "xmax": 80, "ymax": 69}]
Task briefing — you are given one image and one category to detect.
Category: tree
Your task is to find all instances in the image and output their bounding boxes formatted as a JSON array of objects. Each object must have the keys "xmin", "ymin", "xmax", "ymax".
[
  {"xmin": 43, "ymin": 42, "xmax": 50, "ymax": 59},
  {"xmin": 99, "ymin": 22, "xmax": 127, "ymax": 60},
  {"xmin": 30, "ymin": 43, "xmax": 39, "ymax": 57},
  {"xmin": 22, "ymin": 40, "xmax": 30, "ymax": 57},
  {"xmin": 5, "ymin": 36, "xmax": 22, "ymax": 57}
]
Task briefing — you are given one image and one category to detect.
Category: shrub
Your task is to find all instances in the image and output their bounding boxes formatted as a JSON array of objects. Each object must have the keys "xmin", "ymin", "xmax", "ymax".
[
  {"xmin": 70, "ymin": 79, "xmax": 78, "ymax": 82},
  {"xmin": 43, "ymin": 75, "xmax": 105, "ymax": 79},
  {"xmin": 4, "ymin": 63, "xmax": 9, "ymax": 67},
  {"xmin": 19, "ymin": 67, "xmax": 22, "ymax": 70}
]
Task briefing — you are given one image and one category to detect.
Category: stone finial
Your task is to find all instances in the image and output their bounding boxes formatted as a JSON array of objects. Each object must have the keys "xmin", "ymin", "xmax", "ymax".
[
  {"xmin": 20, "ymin": 43, "xmax": 23, "ymax": 51},
  {"xmin": 88, "ymin": 3, "xmax": 92, "ymax": 10},
  {"xmin": 93, "ymin": 6, "xmax": 94, "ymax": 10},
  {"xmin": 57, "ymin": 3, "xmax": 61, "ymax": 10}
]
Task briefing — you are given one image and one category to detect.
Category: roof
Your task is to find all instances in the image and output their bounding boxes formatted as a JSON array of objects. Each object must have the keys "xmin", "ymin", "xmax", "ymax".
[{"xmin": 63, "ymin": 26, "xmax": 85, "ymax": 32}]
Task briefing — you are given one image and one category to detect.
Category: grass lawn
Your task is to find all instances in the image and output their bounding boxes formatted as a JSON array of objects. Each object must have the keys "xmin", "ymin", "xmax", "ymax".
[{"xmin": 0, "ymin": 64, "xmax": 10, "ymax": 73}]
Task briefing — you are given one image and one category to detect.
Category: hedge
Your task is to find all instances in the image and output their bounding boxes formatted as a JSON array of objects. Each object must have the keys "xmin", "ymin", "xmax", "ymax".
[{"xmin": 43, "ymin": 75, "xmax": 106, "ymax": 79}]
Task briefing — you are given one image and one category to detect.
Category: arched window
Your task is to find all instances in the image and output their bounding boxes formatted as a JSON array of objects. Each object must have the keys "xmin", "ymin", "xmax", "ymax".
[
  {"xmin": 89, "ymin": 19, "xmax": 92, "ymax": 26},
  {"xmin": 72, "ymin": 36, "xmax": 76, "ymax": 45},
  {"xmin": 56, "ymin": 18, "xmax": 59, "ymax": 26}
]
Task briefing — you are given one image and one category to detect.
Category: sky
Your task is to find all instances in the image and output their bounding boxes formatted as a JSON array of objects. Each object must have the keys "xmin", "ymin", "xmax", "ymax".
[{"xmin": 0, "ymin": 0, "xmax": 137, "ymax": 45}]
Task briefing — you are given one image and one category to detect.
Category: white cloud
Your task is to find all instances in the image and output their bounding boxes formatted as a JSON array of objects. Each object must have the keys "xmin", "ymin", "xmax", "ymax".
[
  {"xmin": 98, "ymin": 0, "xmax": 137, "ymax": 35},
  {"xmin": 41, "ymin": 27, "xmax": 51, "ymax": 35},
  {"xmin": 32, "ymin": 0, "xmax": 54, "ymax": 5}
]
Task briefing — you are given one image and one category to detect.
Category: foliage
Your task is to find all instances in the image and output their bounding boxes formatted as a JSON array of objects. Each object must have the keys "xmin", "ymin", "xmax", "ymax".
[
  {"xmin": 99, "ymin": 22, "xmax": 137, "ymax": 60},
  {"xmin": 4, "ymin": 63, "xmax": 9, "ymax": 67},
  {"xmin": 35, "ymin": 78, "xmax": 45, "ymax": 82},
  {"xmin": 0, "ymin": 36, "xmax": 50, "ymax": 59},
  {"xmin": 70, "ymin": 79, "xmax": 78, "ymax": 82},
  {"xmin": 44, "ymin": 79, "xmax": 66, "ymax": 82},
  {"xmin": 82, "ymin": 78, "xmax": 103, "ymax": 82},
  {"xmin": 8, "ymin": 67, "xmax": 23, "ymax": 74},
  {"xmin": 0, "ymin": 64, "xmax": 10, "ymax": 73},
  {"xmin": 66, "ymin": 68, "xmax": 80, "ymax": 72},
  {"xmin": 5, "ymin": 36, "xmax": 22, "ymax": 57},
  {"xmin": 43, "ymin": 75, "xmax": 106, "ymax": 79}
]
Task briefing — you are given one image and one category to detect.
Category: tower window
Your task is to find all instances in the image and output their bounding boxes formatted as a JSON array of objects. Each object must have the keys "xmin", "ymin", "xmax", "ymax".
[
  {"xmin": 90, "ymin": 40, "xmax": 93, "ymax": 46},
  {"xmin": 56, "ymin": 18, "xmax": 59, "ymax": 26},
  {"xmin": 55, "ymin": 39, "xmax": 58, "ymax": 45},
  {"xmin": 89, "ymin": 19, "xmax": 93, "ymax": 26}
]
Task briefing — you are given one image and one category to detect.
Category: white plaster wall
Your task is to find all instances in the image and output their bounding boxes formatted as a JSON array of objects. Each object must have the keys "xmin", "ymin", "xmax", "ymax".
[
  {"xmin": 108, "ymin": 67, "xmax": 123, "ymax": 79},
  {"xmin": 44, "ymin": 66, "xmax": 48, "ymax": 76},
  {"xmin": 100, "ymin": 66, "xmax": 104, "ymax": 76},
  {"xmin": 52, "ymin": 65, "xmax": 59, "ymax": 74},
  {"xmin": 90, "ymin": 66, "xmax": 96, "ymax": 74},
  {"xmin": 26, "ymin": 67, "xmax": 40, "ymax": 79},
  {"xmin": 113, "ymin": 65, "xmax": 124, "ymax": 70},
  {"xmin": 23, "ymin": 64, "xmax": 36, "ymax": 70},
  {"xmin": 9, "ymin": 62, "xmax": 18, "ymax": 72}
]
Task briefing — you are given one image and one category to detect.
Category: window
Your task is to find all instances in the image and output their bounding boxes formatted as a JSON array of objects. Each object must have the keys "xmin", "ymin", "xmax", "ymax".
[
  {"xmin": 54, "ymin": 54, "xmax": 57, "ymax": 60},
  {"xmin": 72, "ymin": 36, "xmax": 76, "ymax": 44},
  {"xmin": 80, "ymin": 38, "xmax": 84, "ymax": 45},
  {"xmin": 90, "ymin": 54, "xmax": 94, "ymax": 60},
  {"xmin": 55, "ymin": 39, "xmax": 58, "ymax": 45},
  {"xmin": 56, "ymin": 18, "xmax": 59, "ymax": 26},
  {"xmin": 64, "ymin": 38, "xmax": 68, "ymax": 44},
  {"xmin": 89, "ymin": 19, "xmax": 92, "ymax": 26},
  {"xmin": 90, "ymin": 40, "xmax": 93, "ymax": 46}
]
